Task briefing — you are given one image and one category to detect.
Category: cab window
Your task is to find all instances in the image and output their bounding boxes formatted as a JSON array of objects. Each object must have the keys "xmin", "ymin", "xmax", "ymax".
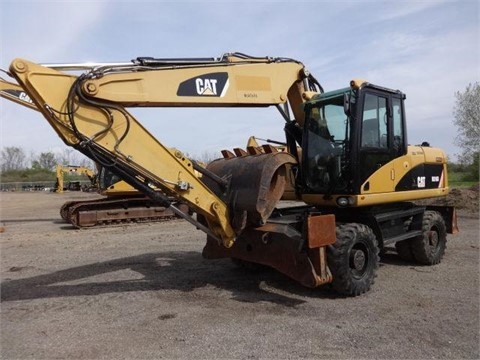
[
  {"xmin": 361, "ymin": 94, "xmax": 388, "ymax": 148},
  {"xmin": 392, "ymin": 97, "xmax": 404, "ymax": 154}
]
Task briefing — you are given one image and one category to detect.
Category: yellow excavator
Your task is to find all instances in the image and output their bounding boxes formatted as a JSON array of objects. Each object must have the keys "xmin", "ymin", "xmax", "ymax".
[
  {"xmin": 0, "ymin": 80, "xmax": 188, "ymax": 228},
  {"xmin": 54, "ymin": 164, "xmax": 97, "ymax": 192},
  {"xmin": 1, "ymin": 52, "xmax": 457, "ymax": 296},
  {"xmin": 58, "ymin": 165, "xmax": 189, "ymax": 228}
]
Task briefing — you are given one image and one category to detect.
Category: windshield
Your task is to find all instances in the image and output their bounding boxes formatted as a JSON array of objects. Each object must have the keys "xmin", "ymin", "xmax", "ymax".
[
  {"xmin": 98, "ymin": 166, "xmax": 122, "ymax": 190},
  {"xmin": 303, "ymin": 95, "xmax": 349, "ymax": 193}
]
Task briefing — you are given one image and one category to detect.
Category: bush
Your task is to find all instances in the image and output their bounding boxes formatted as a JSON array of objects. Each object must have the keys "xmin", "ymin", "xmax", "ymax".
[
  {"xmin": 0, "ymin": 169, "xmax": 56, "ymax": 183},
  {"xmin": 463, "ymin": 154, "xmax": 479, "ymax": 182}
]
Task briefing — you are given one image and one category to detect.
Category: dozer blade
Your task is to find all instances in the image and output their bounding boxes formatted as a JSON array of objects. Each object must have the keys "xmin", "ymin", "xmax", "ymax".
[
  {"xmin": 204, "ymin": 152, "xmax": 296, "ymax": 232},
  {"xmin": 202, "ymin": 221, "xmax": 333, "ymax": 288}
]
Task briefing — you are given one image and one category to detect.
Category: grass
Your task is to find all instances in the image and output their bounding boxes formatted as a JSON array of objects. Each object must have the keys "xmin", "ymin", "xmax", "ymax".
[{"xmin": 449, "ymin": 171, "xmax": 479, "ymax": 188}]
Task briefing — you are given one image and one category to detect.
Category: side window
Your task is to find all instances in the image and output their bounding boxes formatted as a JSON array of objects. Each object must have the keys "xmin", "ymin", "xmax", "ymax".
[
  {"xmin": 392, "ymin": 97, "xmax": 404, "ymax": 154},
  {"xmin": 361, "ymin": 94, "xmax": 387, "ymax": 148}
]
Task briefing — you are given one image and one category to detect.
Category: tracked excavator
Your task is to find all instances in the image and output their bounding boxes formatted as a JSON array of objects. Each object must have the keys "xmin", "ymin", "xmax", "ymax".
[
  {"xmin": 0, "ymin": 80, "xmax": 188, "ymax": 228},
  {"xmin": 58, "ymin": 166, "xmax": 189, "ymax": 228},
  {"xmin": 1, "ymin": 52, "xmax": 457, "ymax": 296}
]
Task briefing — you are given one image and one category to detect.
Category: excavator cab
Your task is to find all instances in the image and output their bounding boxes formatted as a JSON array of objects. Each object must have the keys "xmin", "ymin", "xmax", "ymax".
[
  {"xmin": 302, "ymin": 81, "xmax": 408, "ymax": 195},
  {"xmin": 301, "ymin": 87, "xmax": 350, "ymax": 194}
]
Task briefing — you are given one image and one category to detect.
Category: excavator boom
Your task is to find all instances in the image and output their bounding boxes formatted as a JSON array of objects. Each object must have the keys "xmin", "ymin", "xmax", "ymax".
[{"xmin": 7, "ymin": 53, "xmax": 318, "ymax": 247}]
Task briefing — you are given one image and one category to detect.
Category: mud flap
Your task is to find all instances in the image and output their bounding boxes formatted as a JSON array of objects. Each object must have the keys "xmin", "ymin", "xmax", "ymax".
[{"xmin": 426, "ymin": 205, "xmax": 459, "ymax": 234}]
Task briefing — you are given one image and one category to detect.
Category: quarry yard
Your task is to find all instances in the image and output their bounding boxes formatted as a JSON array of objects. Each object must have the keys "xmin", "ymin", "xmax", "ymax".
[{"xmin": 0, "ymin": 191, "xmax": 478, "ymax": 359}]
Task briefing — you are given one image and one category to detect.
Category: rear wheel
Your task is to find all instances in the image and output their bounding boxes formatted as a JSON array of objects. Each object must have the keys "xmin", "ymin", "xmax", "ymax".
[
  {"xmin": 327, "ymin": 223, "xmax": 379, "ymax": 296},
  {"xmin": 411, "ymin": 211, "xmax": 447, "ymax": 265}
]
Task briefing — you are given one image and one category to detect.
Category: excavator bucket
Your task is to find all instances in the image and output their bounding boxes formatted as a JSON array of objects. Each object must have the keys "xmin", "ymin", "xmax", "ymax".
[{"xmin": 204, "ymin": 151, "xmax": 297, "ymax": 233}]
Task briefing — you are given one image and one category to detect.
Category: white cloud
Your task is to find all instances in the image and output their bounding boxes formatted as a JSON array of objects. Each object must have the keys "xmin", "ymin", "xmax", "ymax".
[
  {"xmin": 1, "ymin": 2, "xmax": 108, "ymax": 63},
  {"xmin": 0, "ymin": 1, "xmax": 109, "ymax": 159},
  {"xmin": 359, "ymin": 23, "xmax": 479, "ymax": 158},
  {"xmin": 374, "ymin": 0, "xmax": 449, "ymax": 22},
  {"xmin": 0, "ymin": 1, "xmax": 478, "ymax": 163}
]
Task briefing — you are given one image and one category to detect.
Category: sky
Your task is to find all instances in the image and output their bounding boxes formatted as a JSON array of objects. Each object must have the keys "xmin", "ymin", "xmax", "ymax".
[{"xmin": 0, "ymin": 0, "xmax": 479, "ymax": 163}]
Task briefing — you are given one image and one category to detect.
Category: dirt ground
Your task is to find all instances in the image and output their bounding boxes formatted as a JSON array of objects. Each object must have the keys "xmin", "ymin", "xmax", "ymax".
[{"xmin": 0, "ymin": 190, "xmax": 478, "ymax": 360}]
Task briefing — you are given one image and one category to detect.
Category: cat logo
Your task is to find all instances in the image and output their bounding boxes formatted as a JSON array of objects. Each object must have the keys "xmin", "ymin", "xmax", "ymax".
[
  {"xmin": 177, "ymin": 72, "xmax": 229, "ymax": 97},
  {"xmin": 2, "ymin": 89, "xmax": 34, "ymax": 104},
  {"xmin": 196, "ymin": 78, "xmax": 218, "ymax": 95},
  {"xmin": 18, "ymin": 91, "xmax": 33, "ymax": 103}
]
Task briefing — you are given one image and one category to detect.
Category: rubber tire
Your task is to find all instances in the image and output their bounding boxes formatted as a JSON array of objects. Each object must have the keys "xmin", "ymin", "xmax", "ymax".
[
  {"xmin": 411, "ymin": 211, "xmax": 447, "ymax": 265},
  {"xmin": 327, "ymin": 223, "xmax": 380, "ymax": 296}
]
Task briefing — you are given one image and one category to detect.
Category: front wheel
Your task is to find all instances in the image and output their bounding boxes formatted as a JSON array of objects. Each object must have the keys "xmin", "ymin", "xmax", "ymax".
[{"xmin": 327, "ymin": 223, "xmax": 379, "ymax": 296}]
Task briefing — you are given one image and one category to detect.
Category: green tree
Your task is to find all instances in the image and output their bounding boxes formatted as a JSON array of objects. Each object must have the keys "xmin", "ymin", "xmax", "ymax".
[
  {"xmin": 0, "ymin": 146, "xmax": 27, "ymax": 171},
  {"xmin": 32, "ymin": 151, "xmax": 57, "ymax": 171},
  {"xmin": 453, "ymin": 82, "xmax": 480, "ymax": 164},
  {"xmin": 464, "ymin": 152, "xmax": 479, "ymax": 182}
]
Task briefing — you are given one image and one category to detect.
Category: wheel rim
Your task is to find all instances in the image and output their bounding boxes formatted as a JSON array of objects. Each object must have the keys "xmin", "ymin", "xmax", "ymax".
[
  {"xmin": 426, "ymin": 228, "xmax": 441, "ymax": 258},
  {"xmin": 349, "ymin": 243, "xmax": 369, "ymax": 279},
  {"xmin": 427, "ymin": 230, "xmax": 439, "ymax": 248}
]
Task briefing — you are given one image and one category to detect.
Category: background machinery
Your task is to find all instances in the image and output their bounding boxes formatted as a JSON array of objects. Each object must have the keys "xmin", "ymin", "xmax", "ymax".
[
  {"xmin": 2, "ymin": 53, "xmax": 457, "ymax": 296},
  {"xmin": 59, "ymin": 166, "xmax": 189, "ymax": 228},
  {"xmin": 54, "ymin": 164, "xmax": 97, "ymax": 192},
  {"xmin": 0, "ymin": 82, "xmax": 188, "ymax": 228}
]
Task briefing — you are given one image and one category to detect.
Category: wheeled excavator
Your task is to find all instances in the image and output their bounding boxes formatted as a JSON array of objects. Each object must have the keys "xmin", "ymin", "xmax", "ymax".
[
  {"xmin": 0, "ymin": 80, "xmax": 188, "ymax": 228},
  {"xmin": 1, "ymin": 53, "xmax": 457, "ymax": 296}
]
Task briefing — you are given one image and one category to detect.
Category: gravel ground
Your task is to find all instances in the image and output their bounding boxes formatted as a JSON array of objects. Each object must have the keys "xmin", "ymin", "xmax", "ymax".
[{"xmin": 0, "ymin": 191, "xmax": 479, "ymax": 360}]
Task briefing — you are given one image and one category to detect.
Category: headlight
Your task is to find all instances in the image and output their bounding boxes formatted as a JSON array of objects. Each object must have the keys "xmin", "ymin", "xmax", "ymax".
[{"xmin": 337, "ymin": 196, "xmax": 353, "ymax": 207}]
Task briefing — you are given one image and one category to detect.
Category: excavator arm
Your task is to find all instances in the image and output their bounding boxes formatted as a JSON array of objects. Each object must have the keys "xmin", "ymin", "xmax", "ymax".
[
  {"xmin": 6, "ymin": 53, "xmax": 320, "ymax": 247},
  {"xmin": 0, "ymin": 76, "xmax": 38, "ymax": 111}
]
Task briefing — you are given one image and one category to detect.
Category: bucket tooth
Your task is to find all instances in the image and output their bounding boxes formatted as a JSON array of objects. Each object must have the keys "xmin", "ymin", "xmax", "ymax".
[
  {"xmin": 262, "ymin": 144, "xmax": 278, "ymax": 153},
  {"xmin": 246, "ymin": 146, "xmax": 263, "ymax": 155},
  {"xmin": 221, "ymin": 149, "xmax": 235, "ymax": 159},
  {"xmin": 233, "ymin": 148, "xmax": 248, "ymax": 157}
]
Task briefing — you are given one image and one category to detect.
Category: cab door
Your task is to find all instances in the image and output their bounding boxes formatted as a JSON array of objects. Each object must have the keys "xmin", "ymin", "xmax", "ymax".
[{"xmin": 356, "ymin": 91, "xmax": 406, "ymax": 193}]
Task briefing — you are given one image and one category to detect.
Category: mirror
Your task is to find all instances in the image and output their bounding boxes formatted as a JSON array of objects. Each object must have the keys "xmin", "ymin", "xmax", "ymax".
[{"xmin": 343, "ymin": 93, "xmax": 351, "ymax": 116}]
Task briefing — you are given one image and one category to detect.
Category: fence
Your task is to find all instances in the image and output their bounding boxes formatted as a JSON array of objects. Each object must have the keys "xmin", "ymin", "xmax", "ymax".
[{"xmin": 0, "ymin": 180, "xmax": 92, "ymax": 192}]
